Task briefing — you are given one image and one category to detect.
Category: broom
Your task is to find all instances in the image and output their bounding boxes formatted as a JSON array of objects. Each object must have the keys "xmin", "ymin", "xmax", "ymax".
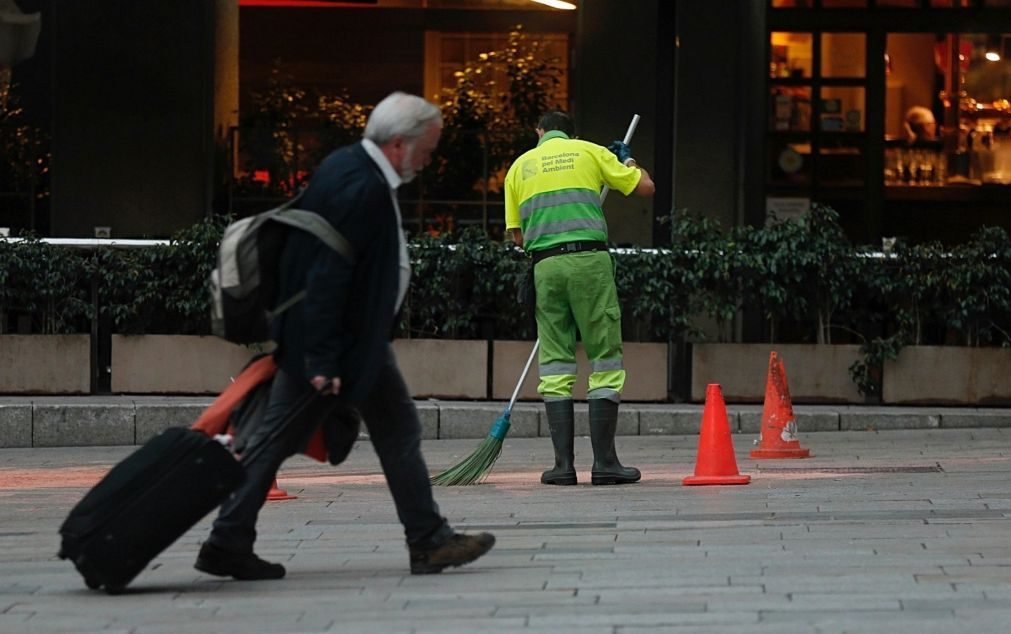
[
  {"xmin": 430, "ymin": 114, "xmax": 641, "ymax": 486},
  {"xmin": 430, "ymin": 340, "xmax": 540, "ymax": 486}
]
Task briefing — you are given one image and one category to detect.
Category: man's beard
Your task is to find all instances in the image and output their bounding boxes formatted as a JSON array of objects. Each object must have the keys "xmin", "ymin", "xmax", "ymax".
[
  {"xmin": 399, "ymin": 166, "xmax": 418, "ymax": 184},
  {"xmin": 398, "ymin": 140, "xmax": 418, "ymax": 183}
]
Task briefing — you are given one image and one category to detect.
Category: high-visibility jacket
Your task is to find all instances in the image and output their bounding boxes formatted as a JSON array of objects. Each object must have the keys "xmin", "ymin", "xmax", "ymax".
[{"xmin": 504, "ymin": 130, "xmax": 641, "ymax": 252}]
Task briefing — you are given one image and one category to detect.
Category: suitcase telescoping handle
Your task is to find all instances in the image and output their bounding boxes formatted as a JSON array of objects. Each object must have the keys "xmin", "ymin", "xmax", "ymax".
[{"xmin": 237, "ymin": 382, "xmax": 336, "ymax": 466}]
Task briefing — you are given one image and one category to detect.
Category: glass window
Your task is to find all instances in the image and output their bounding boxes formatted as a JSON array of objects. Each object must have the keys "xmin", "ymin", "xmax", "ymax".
[
  {"xmin": 769, "ymin": 139, "xmax": 812, "ymax": 186},
  {"xmin": 822, "ymin": 0, "xmax": 867, "ymax": 6},
  {"xmin": 885, "ymin": 32, "xmax": 1011, "ymax": 187},
  {"xmin": 821, "ymin": 33, "xmax": 866, "ymax": 78},
  {"xmin": 884, "ymin": 33, "xmax": 938, "ymax": 142},
  {"xmin": 821, "ymin": 86, "xmax": 866, "ymax": 132},
  {"xmin": 819, "ymin": 145, "xmax": 865, "ymax": 186},
  {"xmin": 931, "ymin": 0, "xmax": 975, "ymax": 5},
  {"xmin": 878, "ymin": 0, "xmax": 920, "ymax": 6},
  {"xmin": 423, "ymin": 31, "xmax": 569, "ymax": 105},
  {"xmin": 771, "ymin": 86, "xmax": 812, "ymax": 131},
  {"xmin": 771, "ymin": 0, "xmax": 813, "ymax": 7},
  {"xmin": 771, "ymin": 32, "xmax": 813, "ymax": 78}
]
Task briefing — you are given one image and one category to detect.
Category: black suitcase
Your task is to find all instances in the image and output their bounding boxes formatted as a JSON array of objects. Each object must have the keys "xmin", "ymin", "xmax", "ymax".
[
  {"xmin": 58, "ymin": 385, "xmax": 329, "ymax": 594},
  {"xmin": 57, "ymin": 427, "xmax": 244, "ymax": 594}
]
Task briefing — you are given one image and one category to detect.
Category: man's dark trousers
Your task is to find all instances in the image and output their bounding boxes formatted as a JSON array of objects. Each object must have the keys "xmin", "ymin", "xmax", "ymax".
[{"xmin": 207, "ymin": 343, "xmax": 452, "ymax": 553}]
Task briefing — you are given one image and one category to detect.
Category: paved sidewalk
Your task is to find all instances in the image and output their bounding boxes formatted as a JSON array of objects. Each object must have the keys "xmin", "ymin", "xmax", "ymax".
[
  {"xmin": 2, "ymin": 428, "xmax": 1011, "ymax": 633},
  {"xmin": 2, "ymin": 396, "xmax": 1011, "ymax": 447}
]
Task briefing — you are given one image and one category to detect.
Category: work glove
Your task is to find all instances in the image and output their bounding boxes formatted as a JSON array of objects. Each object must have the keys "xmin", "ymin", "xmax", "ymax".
[{"xmin": 607, "ymin": 140, "xmax": 632, "ymax": 165}]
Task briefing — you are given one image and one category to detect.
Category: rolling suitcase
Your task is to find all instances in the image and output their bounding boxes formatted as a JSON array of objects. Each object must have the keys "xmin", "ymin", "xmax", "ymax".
[
  {"xmin": 57, "ymin": 427, "xmax": 244, "ymax": 594},
  {"xmin": 58, "ymin": 384, "xmax": 324, "ymax": 594}
]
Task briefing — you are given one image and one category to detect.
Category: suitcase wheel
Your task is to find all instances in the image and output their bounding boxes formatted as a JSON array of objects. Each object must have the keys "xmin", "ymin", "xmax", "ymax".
[
  {"xmin": 104, "ymin": 583, "xmax": 125, "ymax": 596},
  {"xmin": 84, "ymin": 576, "xmax": 101, "ymax": 590}
]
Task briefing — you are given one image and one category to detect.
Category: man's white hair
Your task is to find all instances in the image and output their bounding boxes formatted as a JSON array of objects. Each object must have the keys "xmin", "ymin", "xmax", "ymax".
[{"xmin": 364, "ymin": 92, "xmax": 442, "ymax": 145}]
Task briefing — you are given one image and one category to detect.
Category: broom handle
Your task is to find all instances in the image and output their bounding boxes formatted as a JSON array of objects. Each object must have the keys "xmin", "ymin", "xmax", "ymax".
[
  {"xmin": 507, "ymin": 339, "xmax": 540, "ymax": 412},
  {"xmin": 511, "ymin": 115, "xmax": 640, "ymax": 415},
  {"xmin": 599, "ymin": 114, "xmax": 640, "ymax": 202}
]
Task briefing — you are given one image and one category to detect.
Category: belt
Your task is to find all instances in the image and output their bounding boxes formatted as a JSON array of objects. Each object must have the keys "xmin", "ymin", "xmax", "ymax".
[{"xmin": 530, "ymin": 240, "xmax": 608, "ymax": 264}]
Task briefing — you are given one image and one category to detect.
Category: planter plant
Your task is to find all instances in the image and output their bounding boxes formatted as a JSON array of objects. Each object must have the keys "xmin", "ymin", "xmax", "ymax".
[{"xmin": 5, "ymin": 204, "xmax": 1011, "ymax": 403}]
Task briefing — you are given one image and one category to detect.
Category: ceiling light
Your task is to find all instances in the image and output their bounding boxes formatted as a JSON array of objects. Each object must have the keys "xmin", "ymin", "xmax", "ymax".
[
  {"xmin": 531, "ymin": 0, "xmax": 577, "ymax": 9},
  {"xmin": 985, "ymin": 35, "xmax": 1001, "ymax": 62}
]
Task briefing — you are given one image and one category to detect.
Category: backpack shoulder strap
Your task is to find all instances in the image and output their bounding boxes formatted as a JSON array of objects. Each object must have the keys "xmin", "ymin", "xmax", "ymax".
[
  {"xmin": 271, "ymin": 209, "xmax": 355, "ymax": 262},
  {"xmin": 274, "ymin": 189, "xmax": 305, "ymax": 212}
]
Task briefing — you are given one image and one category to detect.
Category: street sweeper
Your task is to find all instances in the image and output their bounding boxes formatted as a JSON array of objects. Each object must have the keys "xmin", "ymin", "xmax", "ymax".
[{"xmin": 503, "ymin": 110, "xmax": 655, "ymax": 486}]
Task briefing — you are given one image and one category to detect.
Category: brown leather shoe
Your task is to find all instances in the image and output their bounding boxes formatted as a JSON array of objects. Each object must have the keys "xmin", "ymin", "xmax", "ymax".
[
  {"xmin": 409, "ymin": 532, "xmax": 496, "ymax": 575},
  {"xmin": 194, "ymin": 542, "xmax": 285, "ymax": 580}
]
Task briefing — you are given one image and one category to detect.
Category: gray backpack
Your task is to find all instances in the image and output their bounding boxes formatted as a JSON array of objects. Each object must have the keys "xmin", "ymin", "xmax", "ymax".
[{"xmin": 209, "ymin": 194, "xmax": 353, "ymax": 344}]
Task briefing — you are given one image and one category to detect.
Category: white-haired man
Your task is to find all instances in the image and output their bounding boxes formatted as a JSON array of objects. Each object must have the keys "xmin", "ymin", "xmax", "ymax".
[{"xmin": 196, "ymin": 92, "xmax": 495, "ymax": 579}]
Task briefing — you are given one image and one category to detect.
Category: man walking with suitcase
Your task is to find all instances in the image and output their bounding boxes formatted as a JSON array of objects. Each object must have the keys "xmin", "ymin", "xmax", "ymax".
[{"xmin": 195, "ymin": 92, "xmax": 495, "ymax": 580}]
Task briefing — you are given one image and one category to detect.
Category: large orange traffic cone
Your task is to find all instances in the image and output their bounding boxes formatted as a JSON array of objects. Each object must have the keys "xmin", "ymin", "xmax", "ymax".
[
  {"xmin": 683, "ymin": 384, "xmax": 751, "ymax": 486},
  {"xmin": 266, "ymin": 479, "xmax": 296, "ymax": 501},
  {"xmin": 750, "ymin": 351, "xmax": 811, "ymax": 459}
]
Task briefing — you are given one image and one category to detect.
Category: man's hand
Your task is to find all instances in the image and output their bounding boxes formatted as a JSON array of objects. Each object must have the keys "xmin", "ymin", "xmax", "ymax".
[
  {"xmin": 311, "ymin": 375, "xmax": 341, "ymax": 395},
  {"xmin": 607, "ymin": 140, "xmax": 632, "ymax": 165}
]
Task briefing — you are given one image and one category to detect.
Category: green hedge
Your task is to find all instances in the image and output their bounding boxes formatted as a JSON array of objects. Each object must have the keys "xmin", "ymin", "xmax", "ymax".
[{"xmin": 3, "ymin": 206, "xmax": 1010, "ymax": 395}]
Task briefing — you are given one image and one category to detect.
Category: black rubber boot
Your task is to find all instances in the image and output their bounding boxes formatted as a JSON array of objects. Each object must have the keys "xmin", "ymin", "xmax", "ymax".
[
  {"xmin": 541, "ymin": 400, "xmax": 577, "ymax": 485},
  {"xmin": 589, "ymin": 399, "xmax": 641, "ymax": 485}
]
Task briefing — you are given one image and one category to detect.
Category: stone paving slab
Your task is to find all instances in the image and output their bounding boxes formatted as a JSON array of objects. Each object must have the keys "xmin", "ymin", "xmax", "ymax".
[{"xmin": 1, "ymin": 429, "xmax": 1011, "ymax": 632}]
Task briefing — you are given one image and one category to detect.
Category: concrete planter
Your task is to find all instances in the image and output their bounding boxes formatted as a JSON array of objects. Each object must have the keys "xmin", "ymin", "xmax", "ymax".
[
  {"xmin": 492, "ymin": 340, "xmax": 668, "ymax": 402},
  {"xmin": 692, "ymin": 343, "xmax": 864, "ymax": 404},
  {"xmin": 883, "ymin": 346, "xmax": 1011, "ymax": 405},
  {"xmin": 0, "ymin": 334, "xmax": 90, "ymax": 394},
  {"xmin": 393, "ymin": 338, "xmax": 488, "ymax": 399},
  {"xmin": 111, "ymin": 335, "xmax": 267, "ymax": 394}
]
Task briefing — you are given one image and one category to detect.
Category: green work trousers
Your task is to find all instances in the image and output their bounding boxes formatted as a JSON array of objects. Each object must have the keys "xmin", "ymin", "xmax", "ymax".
[{"xmin": 534, "ymin": 250, "xmax": 625, "ymax": 402}]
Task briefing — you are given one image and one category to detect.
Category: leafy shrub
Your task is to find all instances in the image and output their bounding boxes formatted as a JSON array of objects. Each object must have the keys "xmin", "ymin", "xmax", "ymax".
[
  {"xmin": 5, "ymin": 206, "xmax": 1011, "ymax": 398},
  {"xmin": 402, "ymin": 228, "xmax": 532, "ymax": 340},
  {"xmin": 0, "ymin": 235, "xmax": 90, "ymax": 334}
]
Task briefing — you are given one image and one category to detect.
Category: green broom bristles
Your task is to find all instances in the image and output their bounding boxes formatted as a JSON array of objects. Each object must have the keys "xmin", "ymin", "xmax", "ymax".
[
  {"xmin": 430, "ymin": 410, "xmax": 511, "ymax": 486},
  {"xmin": 431, "ymin": 339, "xmax": 537, "ymax": 486}
]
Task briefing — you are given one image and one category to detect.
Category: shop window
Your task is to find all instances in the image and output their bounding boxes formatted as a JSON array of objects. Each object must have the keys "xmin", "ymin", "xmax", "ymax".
[
  {"xmin": 769, "ymin": 137, "xmax": 813, "ymax": 186},
  {"xmin": 819, "ymin": 144, "xmax": 865, "ymax": 186},
  {"xmin": 423, "ymin": 31, "xmax": 568, "ymax": 105},
  {"xmin": 884, "ymin": 33, "xmax": 938, "ymax": 141},
  {"xmin": 768, "ymin": 24, "xmax": 870, "ymax": 199},
  {"xmin": 878, "ymin": 0, "xmax": 920, "ymax": 7},
  {"xmin": 886, "ymin": 32, "xmax": 1011, "ymax": 187},
  {"xmin": 822, "ymin": 0, "xmax": 867, "ymax": 7},
  {"xmin": 819, "ymin": 87, "xmax": 866, "ymax": 186},
  {"xmin": 821, "ymin": 33, "xmax": 866, "ymax": 78},
  {"xmin": 771, "ymin": 86, "xmax": 813, "ymax": 131},
  {"xmin": 821, "ymin": 87, "xmax": 866, "ymax": 132},
  {"xmin": 771, "ymin": 0, "xmax": 813, "ymax": 7},
  {"xmin": 771, "ymin": 32, "xmax": 813, "ymax": 78}
]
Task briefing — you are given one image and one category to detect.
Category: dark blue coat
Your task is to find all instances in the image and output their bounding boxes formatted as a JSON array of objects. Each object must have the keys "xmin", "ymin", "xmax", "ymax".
[{"xmin": 271, "ymin": 142, "xmax": 402, "ymax": 405}]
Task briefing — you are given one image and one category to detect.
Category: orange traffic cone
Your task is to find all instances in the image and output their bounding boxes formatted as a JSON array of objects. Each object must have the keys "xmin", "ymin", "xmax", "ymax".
[
  {"xmin": 683, "ymin": 384, "xmax": 751, "ymax": 486},
  {"xmin": 266, "ymin": 479, "xmax": 296, "ymax": 501},
  {"xmin": 750, "ymin": 351, "xmax": 811, "ymax": 459}
]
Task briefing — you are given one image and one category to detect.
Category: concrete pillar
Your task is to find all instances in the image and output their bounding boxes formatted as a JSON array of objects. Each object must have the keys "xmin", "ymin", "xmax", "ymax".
[
  {"xmin": 48, "ymin": 0, "xmax": 237, "ymax": 237},
  {"xmin": 575, "ymin": 0, "xmax": 661, "ymax": 247}
]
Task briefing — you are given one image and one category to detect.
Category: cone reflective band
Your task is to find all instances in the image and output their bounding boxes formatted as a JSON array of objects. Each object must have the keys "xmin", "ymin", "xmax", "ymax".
[
  {"xmin": 683, "ymin": 384, "xmax": 751, "ymax": 486},
  {"xmin": 750, "ymin": 351, "xmax": 811, "ymax": 459}
]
